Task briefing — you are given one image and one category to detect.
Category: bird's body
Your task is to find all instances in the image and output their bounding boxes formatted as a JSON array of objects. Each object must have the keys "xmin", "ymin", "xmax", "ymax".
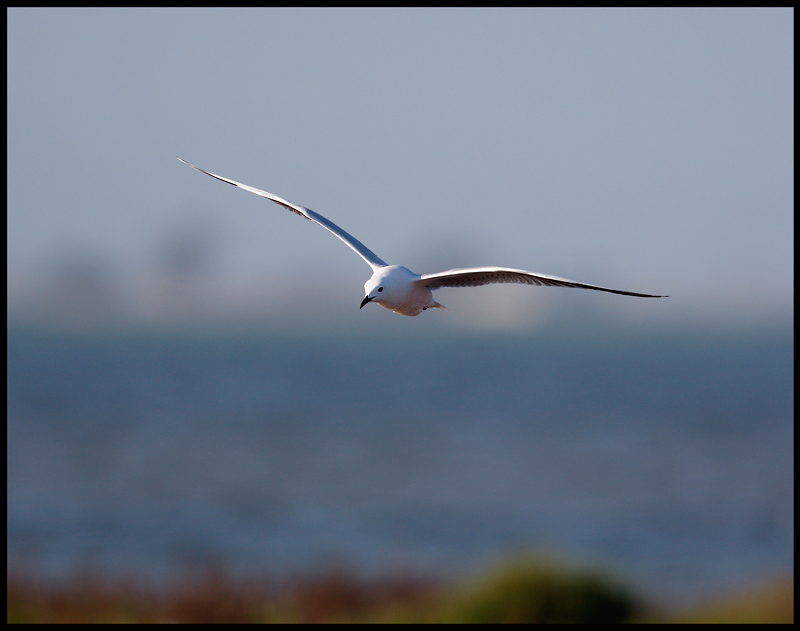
[
  {"xmin": 178, "ymin": 158, "xmax": 666, "ymax": 316},
  {"xmin": 360, "ymin": 265, "xmax": 445, "ymax": 316}
]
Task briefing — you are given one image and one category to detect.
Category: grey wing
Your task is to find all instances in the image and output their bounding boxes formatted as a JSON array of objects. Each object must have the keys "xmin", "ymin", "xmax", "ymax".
[
  {"xmin": 417, "ymin": 267, "xmax": 666, "ymax": 298},
  {"xmin": 178, "ymin": 158, "xmax": 387, "ymax": 270}
]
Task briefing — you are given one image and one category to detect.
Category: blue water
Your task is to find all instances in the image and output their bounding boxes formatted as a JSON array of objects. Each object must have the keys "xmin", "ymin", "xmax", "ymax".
[{"xmin": 6, "ymin": 329, "xmax": 793, "ymax": 602}]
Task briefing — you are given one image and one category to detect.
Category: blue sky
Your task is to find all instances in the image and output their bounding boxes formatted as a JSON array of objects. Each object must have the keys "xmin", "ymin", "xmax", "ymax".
[{"xmin": 7, "ymin": 8, "xmax": 793, "ymax": 335}]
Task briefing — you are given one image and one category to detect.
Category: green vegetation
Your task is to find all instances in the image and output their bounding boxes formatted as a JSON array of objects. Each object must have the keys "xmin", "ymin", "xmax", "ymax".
[
  {"xmin": 437, "ymin": 557, "xmax": 638, "ymax": 624},
  {"xmin": 7, "ymin": 557, "xmax": 793, "ymax": 624}
]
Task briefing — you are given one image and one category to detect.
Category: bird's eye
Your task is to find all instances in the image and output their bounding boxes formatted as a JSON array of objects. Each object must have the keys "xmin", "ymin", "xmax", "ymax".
[{"xmin": 378, "ymin": 287, "xmax": 383, "ymax": 292}]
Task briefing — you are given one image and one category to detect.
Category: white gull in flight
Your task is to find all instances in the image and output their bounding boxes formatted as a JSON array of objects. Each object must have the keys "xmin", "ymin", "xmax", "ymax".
[{"xmin": 178, "ymin": 158, "xmax": 667, "ymax": 316}]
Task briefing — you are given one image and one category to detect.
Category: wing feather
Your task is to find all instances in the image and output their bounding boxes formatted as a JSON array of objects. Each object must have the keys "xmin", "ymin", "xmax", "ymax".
[
  {"xmin": 417, "ymin": 267, "xmax": 666, "ymax": 298},
  {"xmin": 178, "ymin": 158, "xmax": 386, "ymax": 270}
]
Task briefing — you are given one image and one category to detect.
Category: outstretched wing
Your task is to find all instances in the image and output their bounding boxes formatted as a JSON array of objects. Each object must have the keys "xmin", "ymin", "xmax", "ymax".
[
  {"xmin": 417, "ymin": 267, "xmax": 666, "ymax": 298},
  {"xmin": 178, "ymin": 158, "xmax": 387, "ymax": 270}
]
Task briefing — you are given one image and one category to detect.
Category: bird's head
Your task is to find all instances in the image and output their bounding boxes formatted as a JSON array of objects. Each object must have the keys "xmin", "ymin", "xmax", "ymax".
[
  {"xmin": 360, "ymin": 265, "xmax": 418, "ymax": 311},
  {"xmin": 360, "ymin": 270, "xmax": 392, "ymax": 309}
]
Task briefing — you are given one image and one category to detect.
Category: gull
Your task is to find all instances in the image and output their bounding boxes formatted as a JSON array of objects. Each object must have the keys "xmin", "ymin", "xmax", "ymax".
[{"xmin": 178, "ymin": 158, "xmax": 666, "ymax": 316}]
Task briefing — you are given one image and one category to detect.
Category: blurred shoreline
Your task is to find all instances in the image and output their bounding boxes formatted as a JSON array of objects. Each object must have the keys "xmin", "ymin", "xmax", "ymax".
[{"xmin": 6, "ymin": 558, "xmax": 793, "ymax": 623}]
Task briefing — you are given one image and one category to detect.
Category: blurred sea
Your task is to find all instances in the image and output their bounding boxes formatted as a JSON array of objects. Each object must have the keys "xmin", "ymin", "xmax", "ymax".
[{"xmin": 6, "ymin": 329, "xmax": 793, "ymax": 602}]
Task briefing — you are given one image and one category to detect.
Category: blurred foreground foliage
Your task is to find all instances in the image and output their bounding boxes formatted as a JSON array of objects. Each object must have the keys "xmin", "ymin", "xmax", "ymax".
[
  {"xmin": 7, "ymin": 555, "xmax": 793, "ymax": 624},
  {"xmin": 437, "ymin": 557, "xmax": 636, "ymax": 624}
]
